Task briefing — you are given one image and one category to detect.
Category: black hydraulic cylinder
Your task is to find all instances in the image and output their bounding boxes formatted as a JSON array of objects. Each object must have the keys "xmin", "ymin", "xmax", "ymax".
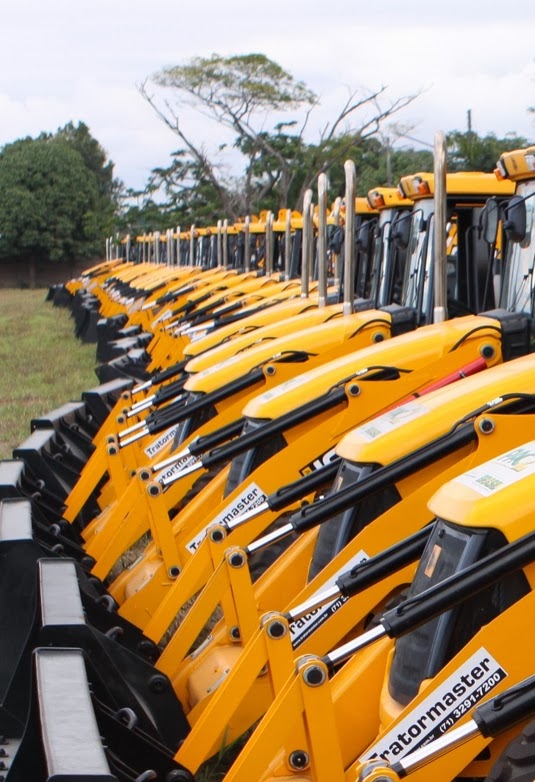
[
  {"xmin": 474, "ymin": 674, "xmax": 535, "ymax": 737},
  {"xmin": 381, "ymin": 529, "xmax": 535, "ymax": 638},
  {"xmin": 188, "ymin": 299, "xmax": 242, "ymax": 326},
  {"xmin": 172, "ymin": 290, "xmax": 230, "ymax": 323},
  {"xmin": 268, "ymin": 457, "xmax": 342, "ymax": 512},
  {"xmin": 149, "ymin": 358, "xmax": 189, "ymax": 386},
  {"xmin": 146, "ymin": 367, "xmax": 266, "ymax": 436},
  {"xmin": 202, "ymin": 387, "xmax": 347, "ymax": 469},
  {"xmin": 151, "ymin": 373, "xmax": 189, "ymax": 406},
  {"xmin": 209, "ymin": 299, "xmax": 280, "ymax": 330},
  {"xmin": 336, "ymin": 526, "xmax": 432, "ymax": 597},
  {"xmin": 290, "ymin": 422, "xmax": 476, "ymax": 534},
  {"xmin": 145, "ymin": 395, "xmax": 189, "ymax": 429},
  {"xmin": 188, "ymin": 418, "xmax": 245, "ymax": 456}
]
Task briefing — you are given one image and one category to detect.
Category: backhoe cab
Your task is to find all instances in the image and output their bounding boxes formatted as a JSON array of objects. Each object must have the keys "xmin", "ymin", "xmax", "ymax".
[{"xmin": 210, "ymin": 144, "xmax": 535, "ymax": 782}]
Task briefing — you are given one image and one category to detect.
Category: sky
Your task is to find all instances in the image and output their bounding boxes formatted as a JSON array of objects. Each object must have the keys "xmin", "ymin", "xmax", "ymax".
[{"xmin": 0, "ymin": 0, "xmax": 534, "ymax": 195}]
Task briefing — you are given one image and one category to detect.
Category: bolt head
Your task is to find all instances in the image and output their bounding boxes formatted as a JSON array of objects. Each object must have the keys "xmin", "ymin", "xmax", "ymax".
[
  {"xmin": 288, "ymin": 750, "xmax": 309, "ymax": 770},
  {"xmin": 479, "ymin": 417, "xmax": 495, "ymax": 434},
  {"xmin": 303, "ymin": 664, "xmax": 326, "ymax": 687},
  {"xmin": 229, "ymin": 551, "xmax": 245, "ymax": 568},
  {"xmin": 210, "ymin": 528, "xmax": 225, "ymax": 542},
  {"xmin": 267, "ymin": 619, "xmax": 286, "ymax": 639}
]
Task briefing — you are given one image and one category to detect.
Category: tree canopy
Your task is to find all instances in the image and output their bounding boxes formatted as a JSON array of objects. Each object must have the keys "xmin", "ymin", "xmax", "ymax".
[
  {"xmin": 139, "ymin": 52, "xmax": 420, "ymax": 220},
  {"xmin": 446, "ymin": 130, "xmax": 530, "ymax": 171},
  {"xmin": 0, "ymin": 122, "xmax": 118, "ymax": 270}
]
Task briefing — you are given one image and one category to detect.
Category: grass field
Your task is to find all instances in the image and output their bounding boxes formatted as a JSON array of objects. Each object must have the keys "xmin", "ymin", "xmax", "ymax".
[
  {"xmin": 0, "ymin": 288, "xmax": 251, "ymax": 778},
  {"xmin": 0, "ymin": 289, "xmax": 98, "ymax": 458}
]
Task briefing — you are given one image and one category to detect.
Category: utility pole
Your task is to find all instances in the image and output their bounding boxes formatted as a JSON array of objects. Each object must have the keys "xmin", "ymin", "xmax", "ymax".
[{"xmin": 385, "ymin": 136, "xmax": 392, "ymax": 186}]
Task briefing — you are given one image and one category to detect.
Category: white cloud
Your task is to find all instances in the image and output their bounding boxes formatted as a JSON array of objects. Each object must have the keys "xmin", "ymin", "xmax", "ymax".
[{"xmin": 0, "ymin": 0, "xmax": 533, "ymax": 194}]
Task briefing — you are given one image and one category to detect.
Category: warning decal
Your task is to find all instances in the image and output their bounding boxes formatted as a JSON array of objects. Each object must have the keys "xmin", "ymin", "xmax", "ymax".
[
  {"xmin": 361, "ymin": 648, "xmax": 506, "ymax": 762},
  {"xmin": 185, "ymin": 481, "xmax": 267, "ymax": 553}
]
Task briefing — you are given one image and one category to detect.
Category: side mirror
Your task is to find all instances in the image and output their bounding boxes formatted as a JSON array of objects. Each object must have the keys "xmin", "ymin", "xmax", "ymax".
[
  {"xmin": 480, "ymin": 197, "xmax": 500, "ymax": 245},
  {"xmin": 391, "ymin": 211, "xmax": 412, "ymax": 250},
  {"xmin": 355, "ymin": 220, "xmax": 375, "ymax": 252},
  {"xmin": 328, "ymin": 226, "xmax": 344, "ymax": 255},
  {"xmin": 504, "ymin": 195, "xmax": 527, "ymax": 244}
]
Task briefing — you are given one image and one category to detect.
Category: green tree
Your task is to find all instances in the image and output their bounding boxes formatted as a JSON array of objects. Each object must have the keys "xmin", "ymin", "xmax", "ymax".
[
  {"xmin": 140, "ymin": 52, "xmax": 419, "ymax": 217},
  {"xmin": 0, "ymin": 128, "xmax": 117, "ymax": 284},
  {"xmin": 446, "ymin": 130, "xmax": 529, "ymax": 171}
]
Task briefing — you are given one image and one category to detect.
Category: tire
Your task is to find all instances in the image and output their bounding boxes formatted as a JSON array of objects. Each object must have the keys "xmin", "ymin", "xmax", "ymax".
[{"xmin": 484, "ymin": 721, "xmax": 535, "ymax": 782}]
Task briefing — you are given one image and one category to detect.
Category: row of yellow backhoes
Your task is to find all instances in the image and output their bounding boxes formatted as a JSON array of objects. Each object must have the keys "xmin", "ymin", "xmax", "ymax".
[{"xmin": 4, "ymin": 133, "xmax": 535, "ymax": 782}]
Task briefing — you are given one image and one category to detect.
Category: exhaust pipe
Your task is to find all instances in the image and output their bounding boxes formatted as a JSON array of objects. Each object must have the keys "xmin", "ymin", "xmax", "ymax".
[
  {"xmin": 301, "ymin": 189, "xmax": 313, "ymax": 298},
  {"xmin": 433, "ymin": 129, "xmax": 448, "ymax": 323},
  {"xmin": 317, "ymin": 173, "xmax": 329, "ymax": 308},
  {"xmin": 343, "ymin": 160, "xmax": 357, "ymax": 315}
]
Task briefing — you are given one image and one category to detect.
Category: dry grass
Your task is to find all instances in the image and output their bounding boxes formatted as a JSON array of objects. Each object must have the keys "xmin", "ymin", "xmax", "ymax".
[
  {"xmin": 0, "ymin": 289, "xmax": 97, "ymax": 457},
  {"xmin": 0, "ymin": 288, "xmax": 255, "ymax": 779}
]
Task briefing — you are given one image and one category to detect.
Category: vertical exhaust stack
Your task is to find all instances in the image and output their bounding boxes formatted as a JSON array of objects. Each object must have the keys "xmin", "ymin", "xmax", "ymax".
[
  {"xmin": 154, "ymin": 230, "xmax": 161, "ymax": 263},
  {"xmin": 343, "ymin": 160, "xmax": 357, "ymax": 315},
  {"xmin": 142, "ymin": 233, "xmax": 147, "ymax": 262},
  {"xmin": 301, "ymin": 189, "xmax": 314, "ymax": 298},
  {"xmin": 216, "ymin": 219, "xmax": 223, "ymax": 267},
  {"xmin": 166, "ymin": 228, "xmax": 173, "ymax": 266},
  {"xmin": 433, "ymin": 130, "xmax": 448, "ymax": 323},
  {"xmin": 317, "ymin": 173, "xmax": 328, "ymax": 308},
  {"xmin": 284, "ymin": 208, "xmax": 292, "ymax": 281},
  {"xmin": 189, "ymin": 223, "xmax": 196, "ymax": 266},
  {"xmin": 176, "ymin": 225, "xmax": 181, "ymax": 266},
  {"xmin": 223, "ymin": 218, "xmax": 229, "ymax": 267},
  {"xmin": 332, "ymin": 196, "xmax": 342, "ymax": 289},
  {"xmin": 125, "ymin": 234, "xmax": 131, "ymax": 263},
  {"xmin": 244, "ymin": 215, "xmax": 251, "ymax": 272},
  {"xmin": 265, "ymin": 211, "xmax": 274, "ymax": 276}
]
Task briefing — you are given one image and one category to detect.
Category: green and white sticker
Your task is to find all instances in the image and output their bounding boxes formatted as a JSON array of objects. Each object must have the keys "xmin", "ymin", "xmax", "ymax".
[
  {"xmin": 454, "ymin": 442, "xmax": 535, "ymax": 496},
  {"xmin": 355, "ymin": 401, "xmax": 429, "ymax": 442}
]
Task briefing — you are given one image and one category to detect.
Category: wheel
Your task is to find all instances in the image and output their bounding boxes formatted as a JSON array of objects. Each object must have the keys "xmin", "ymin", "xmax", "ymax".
[{"xmin": 484, "ymin": 721, "xmax": 535, "ymax": 782}]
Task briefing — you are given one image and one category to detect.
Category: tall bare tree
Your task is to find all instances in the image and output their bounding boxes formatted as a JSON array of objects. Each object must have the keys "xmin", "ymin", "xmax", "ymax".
[{"xmin": 140, "ymin": 52, "xmax": 420, "ymax": 216}]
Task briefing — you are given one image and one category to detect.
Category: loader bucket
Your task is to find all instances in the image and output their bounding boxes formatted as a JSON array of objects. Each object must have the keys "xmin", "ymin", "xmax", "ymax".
[
  {"xmin": 0, "ymin": 498, "xmax": 160, "ymax": 664},
  {"xmin": 82, "ymin": 378, "xmax": 134, "ymax": 427},
  {"xmin": 47, "ymin": 282, "xmax": 73, "ymax": 308},
  {"xmin": 96, "ymin": 311, "xmax": 128, "ymax": 347},
  {"xmin": 0, "ymin": 459, "xmax": 82, "ymax": 527},
  {"xmin": 13, "ymin": 429, "xmax": 85, "ymax": 499},
  {"xmin": 4, "ymin": 648, "xmax": 193, "ymax": 781},
  {"xmin": 31, "ymin": 401, "xmax": 97, "ymax": 460},
  {"xmin": 32, "ymin": 558, "xmax": 190, "ymax": 749},
  {"xmin": 95, "ymin": 349, "xmax": 152, "ymax": 383},
  {"xmin": 71, "ymin": 290, "xmax": 101, "ymax": 342},
  {"xmin": 0, "ymin": 501, "xmax": 192, "ymax": 767}
]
